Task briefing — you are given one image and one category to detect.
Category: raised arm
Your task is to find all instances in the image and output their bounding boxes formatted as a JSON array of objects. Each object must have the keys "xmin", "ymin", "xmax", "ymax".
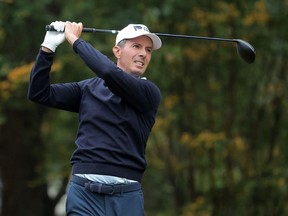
[{"xmin": 28, "ymin": 21, "xmax": 82, "ymax": 112}]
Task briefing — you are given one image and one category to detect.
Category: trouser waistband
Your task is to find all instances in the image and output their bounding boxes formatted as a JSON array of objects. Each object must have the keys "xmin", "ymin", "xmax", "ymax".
[{"xmin": 71, "ymin": 175, "xmax": 142, "ymax": 195}]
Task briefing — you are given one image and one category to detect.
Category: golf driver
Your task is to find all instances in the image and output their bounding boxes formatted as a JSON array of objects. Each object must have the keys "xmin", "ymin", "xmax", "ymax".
[{"xmin": 46, "ymin": 25, "xmax": 256, "ymax": 64}]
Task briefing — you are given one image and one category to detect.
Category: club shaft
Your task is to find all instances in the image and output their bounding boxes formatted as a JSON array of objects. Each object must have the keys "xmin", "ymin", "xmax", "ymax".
[
  {"xmin": 45, "ymin": 25, "xmax": 237, "ymax": 43},
  {"xmin": 154, "ymin": 33, "xmax": 236, "ymax": 43},
  {"xmin": 82, "ymin": 28, "xmax": 119, "ymax": 34}
]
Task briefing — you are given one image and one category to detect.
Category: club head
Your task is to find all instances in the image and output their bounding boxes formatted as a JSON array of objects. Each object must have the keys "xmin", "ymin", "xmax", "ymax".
[{"xmin": 235, "ymin": 39, "xmax": 256, "ymax": 64}]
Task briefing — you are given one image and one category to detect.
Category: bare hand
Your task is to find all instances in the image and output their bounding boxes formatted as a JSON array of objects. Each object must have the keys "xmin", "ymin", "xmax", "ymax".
[{"xmin": 65, "ymin": 22, "xmax": 83, "ymax": 45}]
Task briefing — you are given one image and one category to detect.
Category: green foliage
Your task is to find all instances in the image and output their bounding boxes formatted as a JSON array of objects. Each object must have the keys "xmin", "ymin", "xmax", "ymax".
[{"xmin": 1, "ymin": 0, "xmax": 288, "ymax": 215}]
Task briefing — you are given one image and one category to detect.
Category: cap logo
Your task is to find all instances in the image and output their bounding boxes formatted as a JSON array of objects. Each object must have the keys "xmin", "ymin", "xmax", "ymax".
[{"xmin": 133, "ymin": 25, "xmax": 150, "ymax": 32}]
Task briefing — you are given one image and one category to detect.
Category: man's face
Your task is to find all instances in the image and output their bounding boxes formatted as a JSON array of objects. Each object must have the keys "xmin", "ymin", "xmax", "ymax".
[{"xmin": 113, "ymin": 36, "xmax": 153, "ymax": 77}]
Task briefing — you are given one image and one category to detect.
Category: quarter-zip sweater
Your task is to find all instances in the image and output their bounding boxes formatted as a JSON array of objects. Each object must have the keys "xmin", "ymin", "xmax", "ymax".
[{"xmin": 28, "ymin": 39, "xmax": 161, "ymax": 182}]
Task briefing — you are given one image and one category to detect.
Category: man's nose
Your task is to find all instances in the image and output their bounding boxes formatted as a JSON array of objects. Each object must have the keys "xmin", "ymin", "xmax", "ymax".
[{"xmin": 139, "ymin": 48, "xmax": 147, "ymax": 57}]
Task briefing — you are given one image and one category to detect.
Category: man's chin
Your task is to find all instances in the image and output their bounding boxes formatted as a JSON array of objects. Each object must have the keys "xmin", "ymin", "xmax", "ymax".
[
  {"xmin": 130, "ymin": 71, "xmax": 144, "ymax": 77},
  {"xmin": 129, "ymin": 69, "xmax": 145, "ymax": 77}
]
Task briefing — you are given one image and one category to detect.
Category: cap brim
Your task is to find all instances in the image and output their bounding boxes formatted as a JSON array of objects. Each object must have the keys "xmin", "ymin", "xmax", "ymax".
[{"xmin": 145, "ymin": 33, "xmax": 162, "ymax": 50}]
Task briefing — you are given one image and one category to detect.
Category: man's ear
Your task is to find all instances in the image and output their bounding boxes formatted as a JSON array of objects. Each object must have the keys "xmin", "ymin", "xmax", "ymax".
[{"xmin": 112, "ymin": 46, "xmax": 121, "ymax": 59}]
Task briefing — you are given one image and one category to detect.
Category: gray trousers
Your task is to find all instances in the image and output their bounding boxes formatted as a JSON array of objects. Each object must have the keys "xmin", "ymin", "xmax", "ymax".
[{"xmin": 66, "ymin": 181, "xmax": 144, "ymax": 216}]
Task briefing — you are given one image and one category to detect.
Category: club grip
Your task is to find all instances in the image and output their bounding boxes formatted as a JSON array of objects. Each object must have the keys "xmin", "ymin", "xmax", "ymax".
[{"xmin": 45, "ymin": 25, "xmax": 118, "ymax": 34}]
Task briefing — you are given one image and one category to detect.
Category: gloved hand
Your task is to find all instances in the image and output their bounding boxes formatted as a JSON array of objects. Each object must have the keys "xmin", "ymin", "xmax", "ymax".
[{"xmin": 41, "ymin": 21, "xmax": 66, "ymax": 52}]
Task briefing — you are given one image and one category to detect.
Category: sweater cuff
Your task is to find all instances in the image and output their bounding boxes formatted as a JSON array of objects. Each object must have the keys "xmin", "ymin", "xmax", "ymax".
[{"xmin": 73, "ymin": 38, "xmax": 85, "ymax": 53}]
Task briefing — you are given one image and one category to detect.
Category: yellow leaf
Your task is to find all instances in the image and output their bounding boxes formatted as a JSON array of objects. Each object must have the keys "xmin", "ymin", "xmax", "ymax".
[
  {"xmin": 243, "ymin": 0, "xmax": 269, "ymax": 26},
  {"xmin": 0, "ymin": 61, "xmax": 62, "ymax": 100}
]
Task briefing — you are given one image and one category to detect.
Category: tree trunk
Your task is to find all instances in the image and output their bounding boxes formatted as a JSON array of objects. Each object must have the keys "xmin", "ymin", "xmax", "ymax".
[{"xmin": 0, "ymin": 101, "xmax": 55, "ymax": 216}]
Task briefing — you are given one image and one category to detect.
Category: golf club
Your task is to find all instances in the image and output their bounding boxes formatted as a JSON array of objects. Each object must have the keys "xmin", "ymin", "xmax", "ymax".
[{"xmin": 46, "ymin": 25, "xmax": 256, "ymax": 64}]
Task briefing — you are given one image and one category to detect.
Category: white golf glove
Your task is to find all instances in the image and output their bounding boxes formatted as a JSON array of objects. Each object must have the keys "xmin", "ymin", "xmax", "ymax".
[{"xmin": 41, "ymin": 21, "xmax": 66, "ymax": 52}]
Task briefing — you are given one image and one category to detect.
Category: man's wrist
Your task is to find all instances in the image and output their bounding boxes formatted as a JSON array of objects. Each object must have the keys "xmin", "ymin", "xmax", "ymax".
[
  {"xmin": 66, "ymin": 34, "xmax": 79, "ymax": 46},
  {"xmin": 41, "ymin": 46, "xmax": 53, "ymax": 53}
]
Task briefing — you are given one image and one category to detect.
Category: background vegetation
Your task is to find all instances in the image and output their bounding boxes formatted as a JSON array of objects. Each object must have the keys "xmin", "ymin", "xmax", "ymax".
[{"xmin": 1, "ymin": 0, "xmax": 288, "ymax": 215}]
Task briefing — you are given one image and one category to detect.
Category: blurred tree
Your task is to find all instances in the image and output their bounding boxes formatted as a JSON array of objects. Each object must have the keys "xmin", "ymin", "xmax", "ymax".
[
  {"xmin": 0, "ymin": 1, "xmax": 71, "ymax": 215},
  {"xmin": 1, "ymin": 0, "xmax": 288, "ymax": 216},
  {"xmin": 144, "ymin": 0, "xmax": 288, "ymax": 215}
]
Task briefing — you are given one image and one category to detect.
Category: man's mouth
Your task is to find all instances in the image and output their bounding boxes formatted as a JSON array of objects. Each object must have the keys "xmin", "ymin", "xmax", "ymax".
[{"xmin": 134, "ymin": 60, "xmax": 144, "ymax": 67}]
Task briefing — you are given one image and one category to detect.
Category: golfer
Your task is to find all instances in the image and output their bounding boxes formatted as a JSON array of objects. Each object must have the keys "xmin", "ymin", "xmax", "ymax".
[{"xmin": 28, "ymin": 21, "xmax": 162, "ymax": 215}]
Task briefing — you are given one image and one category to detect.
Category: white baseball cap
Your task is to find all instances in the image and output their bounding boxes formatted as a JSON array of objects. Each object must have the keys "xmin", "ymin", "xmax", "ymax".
[{"xmin": 115, "ymin": 24, "xmax": 162, "ymax": 50}]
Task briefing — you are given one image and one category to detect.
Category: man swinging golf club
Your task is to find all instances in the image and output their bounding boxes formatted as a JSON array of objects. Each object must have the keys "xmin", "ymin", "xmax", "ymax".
[
  {"xmin": 28, "ymin": 21, "xmax": 162, "ymax": 215},
  {"xmin": 46, "ymin": 23, "xmax": 255, "ymax": 64}
]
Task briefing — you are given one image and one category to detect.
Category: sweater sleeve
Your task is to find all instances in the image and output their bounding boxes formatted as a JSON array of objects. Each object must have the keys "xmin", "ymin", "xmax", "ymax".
[
  {"xmin": 27, "ymin": 49, "xmax": 82, "ymax": 113},
  {"xmin": 73, "ymin": 39, "xmax": 161, "ymax": 114}
]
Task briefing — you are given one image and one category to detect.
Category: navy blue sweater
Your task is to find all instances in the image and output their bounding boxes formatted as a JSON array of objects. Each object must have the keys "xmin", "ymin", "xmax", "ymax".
[{"xmin": 28, "ymin": 39, "xmax": 161, "ymax": 182}]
